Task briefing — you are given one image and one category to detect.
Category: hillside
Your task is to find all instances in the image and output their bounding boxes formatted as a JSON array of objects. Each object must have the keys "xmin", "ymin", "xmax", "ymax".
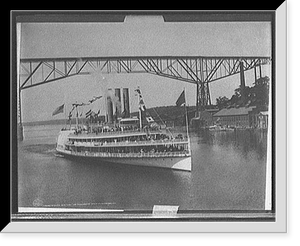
[{"xmin": 23, "ymin": 105, "xmax": 197, "ymax": 126}]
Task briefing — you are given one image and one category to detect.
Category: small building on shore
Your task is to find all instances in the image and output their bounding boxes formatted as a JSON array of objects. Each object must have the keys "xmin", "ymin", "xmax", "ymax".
[
  {"xmin": 212, "ymin": 106, "xmax": 260, "ymax": 128},
  {"xmin": 190, "ymin": 108, "xmax": 219, "ymax": 128}
]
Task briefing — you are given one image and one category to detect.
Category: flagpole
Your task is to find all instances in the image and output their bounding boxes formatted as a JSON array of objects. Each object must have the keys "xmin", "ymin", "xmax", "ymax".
[
  {"xmin": 105, "ymin": 92, "xmax": 108, "ymax": 123},
  {"xmin": 138, "ymin": 87, "xmax": 142, "ymax": 130},
  {"xmin": 75, "ymin": 105, "xmax": 79, "ymax": 130},
  {"xmin": 64, "ymin": 103, "xmax": 67, "ymax": 129},
  {"xmin": 69, "ymin": 111, "xmax": 72, "ymax": 129},
  {"xmin": 63, "ymin": 93, "xmax": 67, "ymax": 129},
  {"xmin": 184, "ymin": 88, "xmax": 192, "ymax": 171},
  {"xmin": 69, "ymin": 105, "xmax": 72, "ymax": 129},
  {"xmin": 184, "ymin": 88, "xmax": 190, "ymax": 143},
  {"xmin": 80, "ymin": 109, "xmax": 82, "ymax": 126},
  {"xmin": 79, "ymin": 109, "xmax": 81, "ymax": 126}
]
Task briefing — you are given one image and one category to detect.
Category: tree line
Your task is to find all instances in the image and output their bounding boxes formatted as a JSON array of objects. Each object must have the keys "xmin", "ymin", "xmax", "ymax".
[{"xmin": 215, "ymin": 76, "xmax": 270, "ymax": 109}]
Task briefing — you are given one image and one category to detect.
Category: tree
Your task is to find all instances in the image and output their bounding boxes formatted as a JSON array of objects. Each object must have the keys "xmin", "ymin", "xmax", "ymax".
[
  {"xmin": 215, "ymin": 76, "xmax": 270, "ymax": 109},
  {"xmin": 251, "ymin": 76, "xmax": 270, "ymax": 107},
  {"xmin": 254, "ymin": 76, "xmax": 270, "ymax": 87},
  {"xmin": 216, "ymin": 96, "xmax": 230, "ymax": 109}
]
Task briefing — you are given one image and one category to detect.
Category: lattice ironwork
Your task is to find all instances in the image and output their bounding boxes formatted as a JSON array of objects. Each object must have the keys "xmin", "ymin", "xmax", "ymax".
[{"xmin": 19, "ymin": 56, "xmax": 271, "ymax": 107}]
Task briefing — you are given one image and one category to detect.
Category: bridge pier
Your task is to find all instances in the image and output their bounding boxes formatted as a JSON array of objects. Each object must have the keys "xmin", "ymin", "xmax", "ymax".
[
  {"xmin": 195, "ymin": 58, "xmax": 212, "ymax": 116},
  {"xmin": 196, "ymin": 82, "xmax": 211, "ymax": 111}
]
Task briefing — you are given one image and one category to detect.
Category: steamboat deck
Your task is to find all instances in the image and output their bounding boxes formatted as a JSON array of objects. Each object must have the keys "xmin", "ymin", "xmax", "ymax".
[{"xmin": 55, "ymin": 87, "xmax": 192, "ymax": 171}]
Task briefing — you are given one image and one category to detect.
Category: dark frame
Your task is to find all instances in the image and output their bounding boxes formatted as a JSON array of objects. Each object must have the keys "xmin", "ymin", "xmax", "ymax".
[{"xmin": 7, "ymin": 9, "xmax": 284, "ymax": 231}]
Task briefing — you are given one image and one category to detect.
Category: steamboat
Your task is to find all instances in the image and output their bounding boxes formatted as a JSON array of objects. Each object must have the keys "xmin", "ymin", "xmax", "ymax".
[{"xmin": 55, "ymin": 87, "xmax": 192, "ymax": 171}]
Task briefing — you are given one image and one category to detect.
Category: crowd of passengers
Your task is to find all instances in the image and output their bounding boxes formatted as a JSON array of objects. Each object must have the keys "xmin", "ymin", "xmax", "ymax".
[
  {"xmin": 73, "ymin": 123, "xmax": 161, "ymax": 135},
  {"xmin": 69, "ymin": 133, "xmax": 185, "ymax": 146},
  {"xmin": 129, "ymin": 144, "xmax": 186, "ymax": 154},
  {"xmin": 70, "ymin": 144, "xmax": 187, "ymax": 154}
]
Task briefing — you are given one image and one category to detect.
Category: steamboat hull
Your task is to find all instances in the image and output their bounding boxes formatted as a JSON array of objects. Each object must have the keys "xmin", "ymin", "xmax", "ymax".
[{"xmin": 56, "ymin": 148, "xmax": 192, "ymax": 172}]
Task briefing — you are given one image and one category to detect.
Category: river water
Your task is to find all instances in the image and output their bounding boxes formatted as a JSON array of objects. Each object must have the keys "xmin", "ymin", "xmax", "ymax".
[{"xmin": 18, "ymin": 124, "xmax": 268, "ymax": 211}]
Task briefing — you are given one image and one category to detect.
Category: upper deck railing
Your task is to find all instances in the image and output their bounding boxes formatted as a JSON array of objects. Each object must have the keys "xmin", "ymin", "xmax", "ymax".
[
  {"xmin": 66, "ymin": 138, "xmax": 189, "ymax": 147},
  {"xmin": 68, "ymin": 129, "xmax": 163, "ymax": 139},
  {"xmin": 67, "ymin": 150, "xmax": 190, "ymax": 158}
]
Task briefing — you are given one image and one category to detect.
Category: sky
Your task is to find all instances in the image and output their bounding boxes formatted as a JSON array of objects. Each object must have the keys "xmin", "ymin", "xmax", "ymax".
[{"xmin": 19, "ymin": 16, "xmax": 272, "ymax": 122}]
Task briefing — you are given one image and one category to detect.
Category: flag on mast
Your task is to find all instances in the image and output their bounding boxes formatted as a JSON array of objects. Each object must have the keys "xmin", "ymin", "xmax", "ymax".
[
  {"xmin": 135, "ymin": 87, "xmax": 146, "ymax": 111},
  {"xmin": 70, "ymin": 105, "xmax": 76, "ymax": 114},
  {"xmin": 146, "ymin": 116, "xmax": 154, "ymax": 123},
  {"xmin": 139, "ymin": 98, "xmax": 146, "ymax": 111},
  {"xmin": 88, "ymin": 95, "xmax": 102, "ymax": 104},
  {"xmin": 52, "ymin": 104, "xmax": 64, "ymax": 116},
  {"xmin": 176, "ymin": 90, "xmax": 186, "ymax": 107},
  {"xmin": 85, "ymin": 109, "xmax": 92, "ymax": 118}
]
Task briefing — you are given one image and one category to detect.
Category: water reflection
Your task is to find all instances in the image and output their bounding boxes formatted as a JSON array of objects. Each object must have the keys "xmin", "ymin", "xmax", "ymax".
[
  {"xmin": 189, "ymin": 128, "xmax": 268, "ymax": 210},
  {"xmin": 196, "ymin": 128, "xmax": 268, "ymax": 160}
]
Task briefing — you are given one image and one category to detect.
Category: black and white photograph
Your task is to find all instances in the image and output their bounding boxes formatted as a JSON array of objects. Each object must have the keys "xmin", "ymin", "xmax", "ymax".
[{"xmin": 6, "ymin": 8, "xmax": 288, "ymax": 233}]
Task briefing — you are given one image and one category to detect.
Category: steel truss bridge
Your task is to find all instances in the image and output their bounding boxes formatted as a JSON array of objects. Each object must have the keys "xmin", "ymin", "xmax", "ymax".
[
  {"xmin": 19, "ymin": 56, "xmax": 271, "ymax": 110},
  {"xmin": 18, "ymin": 55, "xmax": 271, "ymax": 140}
]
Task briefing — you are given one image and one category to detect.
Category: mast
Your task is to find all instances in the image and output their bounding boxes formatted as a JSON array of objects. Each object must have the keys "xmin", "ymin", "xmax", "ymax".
[
  {"xmin": 184, "ymin": 88, "xmax": 191, "ymax": 156},
  {"xmin": 184, "ymin": 88, "xmax": 189, "ymax": 138},
  {"xmin": 63, "ymin": 93, "xmax": 67, "ymax": 129},
  {"xmin": 138, "ymin": 89, "xmax": 142, "ymax": 129},
  {"xmin": 75, "ymin": 105, "xmax": 79, "ymax": 129},
  {"xmin": 139, "ymin": 109, "xmax": 142, "ymax": 129},
  {"xmin": 64, "ymin": 103, "xmax": 67, "ymax": 128},
  {"xmin": 105, "ymin": 90, "xmax": 108, "ymax": 123},
  {"xmin": 69, "ymin": 111, "xmax": 72, "ymax": 129}
]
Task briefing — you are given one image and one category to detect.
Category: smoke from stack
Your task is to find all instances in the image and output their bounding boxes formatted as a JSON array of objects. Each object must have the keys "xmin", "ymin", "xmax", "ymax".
[{"xmin": 123, "ymin": 88, "xmax": 130, "ymax": 118}]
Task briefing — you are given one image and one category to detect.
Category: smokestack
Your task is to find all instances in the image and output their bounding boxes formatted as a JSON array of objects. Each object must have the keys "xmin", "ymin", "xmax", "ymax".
[
  {"xmin": 107, "ymin": 89, "xmax": 114, "ymax": 123},
  {"xmin": 239, "ymin": 61, "xmax": 246, "ymax": 104},
  {"xmin": 115, "ymin": 88, "xmax": 121, "ymax": 120},
  {"xmin": 122, "ymin": 88, "xmax": 130, "ymax": 118}
]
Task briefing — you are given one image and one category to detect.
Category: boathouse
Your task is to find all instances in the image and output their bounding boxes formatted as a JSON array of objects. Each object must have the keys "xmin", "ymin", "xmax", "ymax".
[
  {"xmin": 190, "ymin": 108, "xmax": 219, "ymax": 128},
  {"xmin": 212, "ymin": 106, "xmax": 258, "ymax": 128}
]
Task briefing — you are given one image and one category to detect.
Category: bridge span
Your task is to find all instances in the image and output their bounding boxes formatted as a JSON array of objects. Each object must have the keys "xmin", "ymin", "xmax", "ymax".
[{"xmin": 18, "ymin": 55, "xmax": 271, "ymax": 140}]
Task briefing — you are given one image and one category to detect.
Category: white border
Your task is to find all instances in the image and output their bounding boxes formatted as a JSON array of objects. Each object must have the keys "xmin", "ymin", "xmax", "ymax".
[{"xmin": 273, "ymin": 0, "xmax": 287, "ymax": 233}]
